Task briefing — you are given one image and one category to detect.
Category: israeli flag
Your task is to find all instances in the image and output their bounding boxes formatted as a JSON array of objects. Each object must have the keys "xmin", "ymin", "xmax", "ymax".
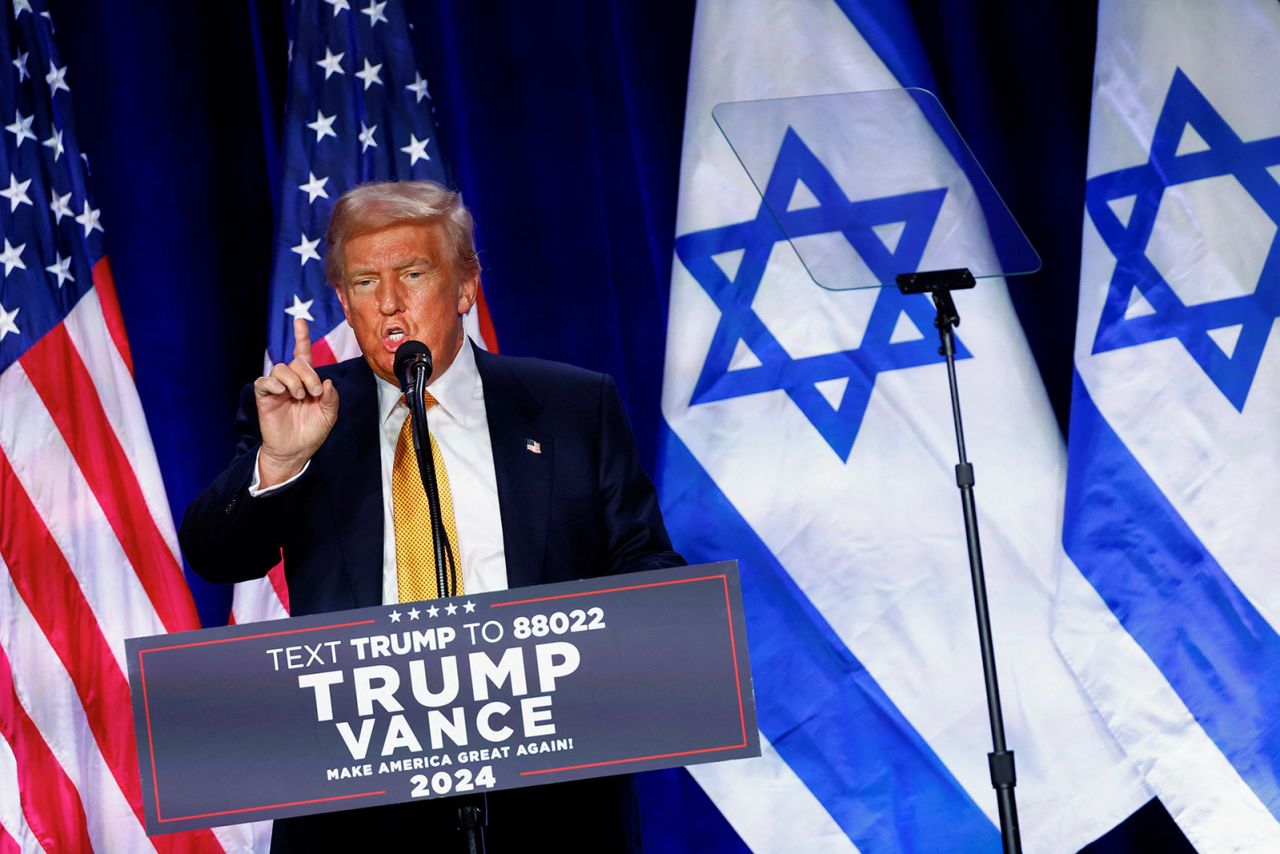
[
  {"xmin": 659, "ymin": 1, "xmax": 1150, "ymax": 850},
  {"xmin": 1057, "ymin": 0, "xmax": 1280, "ymax": 849}
]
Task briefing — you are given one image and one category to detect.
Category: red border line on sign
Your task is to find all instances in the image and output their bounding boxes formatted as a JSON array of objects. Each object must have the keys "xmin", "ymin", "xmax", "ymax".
[
  {"xmin": 723, "ymin": 575, "xmax": 748, "ymax": 743},
  {"xmin": 157, "ymin": 790, "xmax": 386, "ymax": 823},
  {"xmin": 489, "ymin": 573, "xmax": 730, "ymax": 607},
  {"xmin": 143, "ymin": 619, "xmax": 378, "ymax": 653},
  {"xmin": 139, "ymin": 618, "xmax": 378, "ymax": 822},
  {"xmin": 520, "ymin": 743, "xmax": 748, "ymax": 776},
  {"xmin": 504, "ymin": 573, "xmax": 753, "ymax": 778},
  {"xmin": 139, "ymin": 647, "xmax": 162, "ymax": 824}
]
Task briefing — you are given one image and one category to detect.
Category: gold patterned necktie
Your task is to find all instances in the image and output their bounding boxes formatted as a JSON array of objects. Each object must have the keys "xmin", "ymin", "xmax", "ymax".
[{"xmin": 392, "ymin": 393, "xmax": 462, "ymax": 602}]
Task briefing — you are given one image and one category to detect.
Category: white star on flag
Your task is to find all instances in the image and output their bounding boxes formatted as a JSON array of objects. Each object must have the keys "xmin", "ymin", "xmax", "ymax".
[
  {"xmin": 49, "ymin": 188, "xmax": 72, "ymax": 223},
  {"xmin": 298, "ymin": 171, "xmax": 330, "ymax": 203},
  {"xmin": 355, "ymin": 58, "xmax": 383, "ymax": 90},
  {"xmin": 463, "ymin": 601, "xmax": 476, "ymax": 614},
  {"xmin": 445, "ymin": 603, "xmax": 458, "ymax": 616},
  {"xmin": 400, "ymin": 133, "xmax": 430, "ymax": 165},
  {"xmin": 359, "ymin": 121, "xmax": 378, "ymax": 151},
  {"xmin": 324, "ymin": 0, "xmax": 350, "ymax": 14},
  {"xmin": 307, "ymin": 110, "xmax": 337, "ymax": 142},
  {"xmin": 42, "ymin": 128, "xmax": 64, "ymax": 161},
  {"xmin": 315, "ymin": 47, "xmax": 345, "ymax": 79},
  {"xmin": 11, "ymin": 50, "xmax": 28, "ymax": 81},
  {"xmin": 408, "ymin": 608, "xmax": 421, "ymax": 620},
  {"xmin": 362, "ymin": 0, "xmax": 388, "ymax": 28},
  {"xmin": 284, "ymin": 294, "xmax": 315, "ymax": 321},
  {"xmin": 5, "ymin": 110, "xmax": 35, "ymax": 147},
  {"xmin": 0, "ymin": 174, "xmax": 32, "ymax": 212},
  {"xmin": 0, "ymin": 239, "xmax": 26, "ymax": 276},
  {"xmin": 44, "ymin": 253, "xmax": 74, "ymax": 287},
  {"xmin": 427, "ymin": 605, "xmax": 440, "ymax": 618},
  {"xmin": 406, "ymin": 72, "xmax": 429, "ymax": 103},
  {"xmin": 389, "ymin": 609, "xmax": 402, "ymax": 623},
  {"xmin": 74, "ymin": 200, "xmax": 102, "ymax": 236},
  {"xmin": 44, "ymin": 60, "xmax": 69, "ymax": 95},
  {"xmin": 292, "ymin": 233, "xmax": 321, "ymax": 266},
  {"xmin": 0, "ymin": 301, "xmax": 17, "ymax": 341}
]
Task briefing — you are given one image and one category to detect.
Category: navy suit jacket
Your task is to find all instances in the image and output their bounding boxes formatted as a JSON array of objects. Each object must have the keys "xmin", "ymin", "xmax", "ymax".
[
  {"xmin": 179, "ymin": 346, "xmax": 683, "ymax": 851},
  {"xmin": 181, "ymin": 346, "xmax": 683, "ymax": 611}
]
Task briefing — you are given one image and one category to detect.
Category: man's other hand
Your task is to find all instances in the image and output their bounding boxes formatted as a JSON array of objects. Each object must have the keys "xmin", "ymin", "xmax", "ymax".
[{"xmin": 254, "ymin": 317, "xmax": 340, "ymax": 488}]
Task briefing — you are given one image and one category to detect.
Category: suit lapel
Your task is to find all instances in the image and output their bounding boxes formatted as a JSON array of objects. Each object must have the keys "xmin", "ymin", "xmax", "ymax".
[
  {"xmin": 320, "ymin": 358, "xmax": 384, "ymax": 608},
  {"xmin": 475, "ymin": 348, "xmax": 553, "ymax": 590}
]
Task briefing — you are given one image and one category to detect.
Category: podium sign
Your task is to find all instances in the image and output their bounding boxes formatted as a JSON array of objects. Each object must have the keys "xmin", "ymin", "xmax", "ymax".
[{"xmin": 127, "ymin": 562, "xmax": 757, "ymax": 834}]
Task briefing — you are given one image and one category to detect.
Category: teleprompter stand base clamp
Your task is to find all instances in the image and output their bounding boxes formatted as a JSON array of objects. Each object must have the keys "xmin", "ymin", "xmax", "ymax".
[{"xmin": 896, "ymin": 268, "xmax": 1022, "ymax": 854}]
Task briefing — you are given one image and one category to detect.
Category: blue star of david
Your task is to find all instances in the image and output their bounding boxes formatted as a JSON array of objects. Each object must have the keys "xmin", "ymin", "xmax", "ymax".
[
  {"xmin": 674, "ymin": 128, "xmax": 970, "ymax": 460},
  {"xmin": 1087, "ymin": 69, "xmax": 1280, "ymax": 410}
]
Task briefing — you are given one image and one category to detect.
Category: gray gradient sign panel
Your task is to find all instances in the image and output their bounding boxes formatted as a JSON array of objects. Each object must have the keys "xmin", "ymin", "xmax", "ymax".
[{"xmin": 126, "ymin": 562, "xmax": 757, "ymax": 834}]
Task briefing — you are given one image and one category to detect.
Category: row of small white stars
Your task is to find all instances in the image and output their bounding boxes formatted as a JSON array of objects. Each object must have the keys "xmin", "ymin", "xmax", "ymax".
[
  {"xmin": 0, "ymin": 173, "xmax": 100, "ymax": 233},
  {"xmin": 11, "ymin": 1, "xmax": 59, "ymax": 33},
  {"xmin": 0, "ymin": 235, "xmax": 82, "ymax": 287},
  {"xmin": 313, "ymin": 47, "xmax": 429, "ymax": 102},
  {"xmin": 323, "ymin": 0, "xmax": 388, "ymax": 27},
  {"xmin": 304, "ymin": 110, "xmax": 430, "ymax": 163},
  {"xmin": 10, "ymin": 47, "xmax": 70, "ymax": 91},
  {"xmin": 388, "ymin": 600, "xmax": 478, "ymax": 622},
  {"xmin": 6, "ymin": 109, "xmax": 66, "ymax": 159}
]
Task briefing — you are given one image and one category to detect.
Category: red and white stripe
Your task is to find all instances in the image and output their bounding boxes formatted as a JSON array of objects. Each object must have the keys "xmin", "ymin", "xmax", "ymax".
[
  {"xmin": 0, "ymin": 262, "xmax": 255, "ymax": 852},
  {"xmin": 231, "ymin": 292, "xmax": 500, "ymax": 626}
]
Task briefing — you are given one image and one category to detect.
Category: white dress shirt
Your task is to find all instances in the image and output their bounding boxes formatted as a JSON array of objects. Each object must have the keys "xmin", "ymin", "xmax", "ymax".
[{"xmin": 250, "ymin": 338, "xmax": 508, "ymax": 603}]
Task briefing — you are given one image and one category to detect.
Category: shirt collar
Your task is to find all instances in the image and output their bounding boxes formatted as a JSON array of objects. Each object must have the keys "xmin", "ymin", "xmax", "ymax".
[{"xmin": 377, "ymin": 336, "xmax": 484, "ymax": 427}]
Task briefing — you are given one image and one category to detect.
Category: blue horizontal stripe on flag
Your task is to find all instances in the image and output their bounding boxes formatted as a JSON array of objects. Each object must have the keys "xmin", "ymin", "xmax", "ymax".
[
  {"xmin": 659, "ymin": 424, "xmax": 999, "ymax": 853},
  {"xmin": 1063, "ymin": 371, "xmax": 1280, "ymax": 819}
]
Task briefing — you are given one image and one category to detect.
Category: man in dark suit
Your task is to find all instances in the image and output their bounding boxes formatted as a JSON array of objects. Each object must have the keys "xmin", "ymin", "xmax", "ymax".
[{"xmin": 179, "ymin": 180, "xmax": 682, "ymax": 851}]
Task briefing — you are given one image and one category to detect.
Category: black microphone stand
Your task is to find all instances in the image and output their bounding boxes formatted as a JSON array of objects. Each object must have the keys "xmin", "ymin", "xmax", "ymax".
[
  {"xmin": 406, "ymin": 364, "xmax": 457, "ymax": 598},
  {"xmin": 398, "ymin": 345, "xmax": 485, "ymax": 852},
  {"xmin": 896, "ymin": 268, "xmax": 1021, "ymax": 854}
]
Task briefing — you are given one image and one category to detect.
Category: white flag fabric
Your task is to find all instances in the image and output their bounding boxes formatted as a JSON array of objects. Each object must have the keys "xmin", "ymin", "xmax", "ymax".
[
  {"xmin": 659, "ymin": 0, "xmax": 1149, "ymax": 850},
  {"xmin": 1058, "ymin": 0, "xmax": 1280, "ymax": 849}
]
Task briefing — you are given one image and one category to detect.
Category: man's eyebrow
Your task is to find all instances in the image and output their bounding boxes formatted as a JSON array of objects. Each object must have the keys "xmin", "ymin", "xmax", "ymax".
[
  {"xmin": 347, "ymin": 256, "xmax": 436, "ymax": 277},
  {"xmin": 395, "ymin": 256, "xmax": 437, "ymax": 270}
]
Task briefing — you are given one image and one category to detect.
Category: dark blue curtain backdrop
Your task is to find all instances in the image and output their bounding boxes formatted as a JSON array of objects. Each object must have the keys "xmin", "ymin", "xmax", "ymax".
[{"xmin": 47, "ymin": 0, "xmax": 1190, "ymax": 849}]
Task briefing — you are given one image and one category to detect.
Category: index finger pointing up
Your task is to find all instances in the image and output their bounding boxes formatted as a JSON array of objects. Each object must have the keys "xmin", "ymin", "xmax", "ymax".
[{"xmin": 293, "ymin": 316, "xmax": 313, "ymax": 365}]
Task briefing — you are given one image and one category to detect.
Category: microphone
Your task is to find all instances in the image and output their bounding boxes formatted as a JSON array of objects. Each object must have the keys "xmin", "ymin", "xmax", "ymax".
[{"xmin": 393, "ymin": 340, "xmax": 433, "ymax": 394}]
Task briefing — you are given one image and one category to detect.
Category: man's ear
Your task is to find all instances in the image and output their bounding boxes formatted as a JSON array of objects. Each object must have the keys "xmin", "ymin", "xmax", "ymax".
[
  {"xmin": 458, "ymin": 273, "xmax": 480, "ymax": 315},
  {"xmin": 334, "ymin": 284, "xmax": 353, "ymax": 324}
]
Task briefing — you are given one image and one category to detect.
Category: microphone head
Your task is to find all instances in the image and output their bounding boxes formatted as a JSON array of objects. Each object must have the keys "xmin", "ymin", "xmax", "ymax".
[{"xmin": 392, "ymin": 340, "xmax": 433, "ymax": 393}]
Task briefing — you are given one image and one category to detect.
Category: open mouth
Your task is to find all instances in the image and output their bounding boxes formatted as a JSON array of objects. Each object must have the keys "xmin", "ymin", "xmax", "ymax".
[{"xmin": 382, "ymin": 327, "xmax": 408, "ymax": 350}]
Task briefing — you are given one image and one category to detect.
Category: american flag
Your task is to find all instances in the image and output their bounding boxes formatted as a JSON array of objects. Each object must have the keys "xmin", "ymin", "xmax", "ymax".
[
  {"xmin": 0, "ymin": 3, "xmax": 253, "ymax": 851},
  {"xmin": 232, "ymin": 1, "xmax": 499, "ymax": 622}
]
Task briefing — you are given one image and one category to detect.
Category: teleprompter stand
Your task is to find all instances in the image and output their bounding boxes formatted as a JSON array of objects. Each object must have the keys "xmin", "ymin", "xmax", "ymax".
[
  {"xmin": 896, "ymin": 268, "xmax": 1020, "ymax": 854},
  {"xmin": 710, "ymin": 87, "xmax": 1040, "ymax": 853}
]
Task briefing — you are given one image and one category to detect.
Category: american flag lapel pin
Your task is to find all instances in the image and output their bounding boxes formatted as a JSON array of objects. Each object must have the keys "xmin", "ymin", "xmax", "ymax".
[{"xmin": 525, "ymin": 438, "xmax": 542, "ymax": 455}]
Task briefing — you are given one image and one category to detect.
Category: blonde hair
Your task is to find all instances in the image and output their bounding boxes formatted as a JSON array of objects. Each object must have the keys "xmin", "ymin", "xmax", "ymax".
[{"xmin": 324, "ymin": 180, "xmax": 480, "ymax": 285}]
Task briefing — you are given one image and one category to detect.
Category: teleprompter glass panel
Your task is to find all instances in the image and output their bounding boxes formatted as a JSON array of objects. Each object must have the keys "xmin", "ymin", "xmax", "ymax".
[{"xmin": 711, "ymin": 89, "xmax": 1040, "ymax": 290}]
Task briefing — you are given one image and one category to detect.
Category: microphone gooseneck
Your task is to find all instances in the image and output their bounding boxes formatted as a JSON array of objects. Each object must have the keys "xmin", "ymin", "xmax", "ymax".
[{"xmin": 393, "ymin": 340, "xmax": 433, "ymax": 393}]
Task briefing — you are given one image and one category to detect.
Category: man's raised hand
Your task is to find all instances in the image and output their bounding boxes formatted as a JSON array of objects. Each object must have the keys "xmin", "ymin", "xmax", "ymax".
[{"xmin": 253, "ymin": 317, "xmax": 340, "ymax": 488}]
